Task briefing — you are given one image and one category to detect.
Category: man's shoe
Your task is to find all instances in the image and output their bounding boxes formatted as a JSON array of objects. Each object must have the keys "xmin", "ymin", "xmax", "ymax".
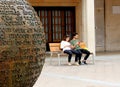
[
  {"xmin": 83, "ymin": 61, "xmax": 87, "ymax": 64},
  {"xmin": 82, "ymin": 60, "xmax": 88, "ymax": 65},
  {"xmin": 79, "ymin": 61, "xmax": 81, "ymax": 65}
]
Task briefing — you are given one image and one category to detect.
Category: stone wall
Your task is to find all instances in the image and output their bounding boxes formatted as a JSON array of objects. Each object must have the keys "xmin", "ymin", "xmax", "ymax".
[
  {"xmin": 27, "ymin": 0, "xmax": 120, "ymax": 52},
  {"xmin": 105, "ymin": 0, "xmax": 120, "ymax": 51},
  {"xmin": 95, "ymin": 0, "xmax": 105, "ymax": 51}
]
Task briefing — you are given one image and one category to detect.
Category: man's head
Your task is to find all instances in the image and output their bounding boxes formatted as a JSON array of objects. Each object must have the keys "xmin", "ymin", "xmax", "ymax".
[{"xmin": 72, "ymin": 33, "xmax": 78, "ymax": 39}]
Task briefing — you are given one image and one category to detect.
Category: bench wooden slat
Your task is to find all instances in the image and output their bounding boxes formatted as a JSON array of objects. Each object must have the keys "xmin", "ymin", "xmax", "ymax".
[{"xmin": 49, "ymin": 43, "xmax": 61, "ymax": 52}]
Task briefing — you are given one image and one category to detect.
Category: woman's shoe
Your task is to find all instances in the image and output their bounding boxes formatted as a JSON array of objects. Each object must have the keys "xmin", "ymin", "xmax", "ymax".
[
  {"xmin": 74, "ymin": 62, "xmax": 79, "ymax": 66},
  {"xmin": 79, "ymin": 61, "xmax": 81, "ymax": 65},
  {"xmin": 68, "ymin": 62, "xmax": 72, "ymax": 66}
]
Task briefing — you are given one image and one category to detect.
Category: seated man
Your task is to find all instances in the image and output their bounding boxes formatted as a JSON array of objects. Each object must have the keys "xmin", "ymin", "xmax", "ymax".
[{"xmin": 70, "ymin": 33, "xmax": 90, "ymax": 65}]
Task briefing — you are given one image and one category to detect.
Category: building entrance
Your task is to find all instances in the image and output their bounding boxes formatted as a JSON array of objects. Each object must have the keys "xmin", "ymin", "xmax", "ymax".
[{"xmin": 34, "ymin": 7, "xmax": 75, "ymax": 50}]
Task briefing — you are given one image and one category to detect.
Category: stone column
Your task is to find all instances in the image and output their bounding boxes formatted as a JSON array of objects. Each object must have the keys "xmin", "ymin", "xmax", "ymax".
[{"xmin": 82, "ymin": 0, "xmax": 96, "ymax": 55}]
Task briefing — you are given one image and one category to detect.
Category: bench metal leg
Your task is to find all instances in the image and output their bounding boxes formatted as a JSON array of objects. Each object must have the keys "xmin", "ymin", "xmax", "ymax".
[
  {"xmin": 58, "ymin": 54, "xmax": 61, "ymax": 66},
  {"xmin": 50, "ymin": 52, "xmax": 53, "ymax": 65},
  {"xmin": 90, "ymin": 53, "xmax": 95, "ymax": 64}
]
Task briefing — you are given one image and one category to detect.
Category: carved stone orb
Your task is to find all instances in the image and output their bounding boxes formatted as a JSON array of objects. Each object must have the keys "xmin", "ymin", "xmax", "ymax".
[{"xmin": 0, "ymin": 0, "xmax": 45, "ymax": 87}]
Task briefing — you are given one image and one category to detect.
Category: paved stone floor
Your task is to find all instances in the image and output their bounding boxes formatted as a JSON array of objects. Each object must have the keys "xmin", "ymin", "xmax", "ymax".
[{"xmin": 33, "ymin": 52, "xmax": 120, "ymax": 87}]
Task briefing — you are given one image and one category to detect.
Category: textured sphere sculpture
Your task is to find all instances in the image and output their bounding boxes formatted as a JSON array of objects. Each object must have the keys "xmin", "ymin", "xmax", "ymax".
[{"xmin": 0, "ymin": 0, "xmax": 45, "ymax": 87}]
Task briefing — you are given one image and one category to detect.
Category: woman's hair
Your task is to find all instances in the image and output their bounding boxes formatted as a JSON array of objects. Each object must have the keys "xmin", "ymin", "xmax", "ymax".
[
  {"xmin": 63, "ymin": 35, "xmax": 70, "ymax": 41},
  {"xmin": 72, "ymin": 33, "xmax": 78, "ymax": 38}
]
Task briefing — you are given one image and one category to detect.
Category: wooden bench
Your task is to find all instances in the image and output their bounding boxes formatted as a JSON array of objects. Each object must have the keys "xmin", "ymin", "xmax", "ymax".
[{"xmin": 48, "ymin": 43, "xmax": 95, "ymax": 66}]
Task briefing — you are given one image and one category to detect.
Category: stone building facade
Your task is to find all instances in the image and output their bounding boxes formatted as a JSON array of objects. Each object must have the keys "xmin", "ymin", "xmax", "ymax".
[{"xmin": 28, "ymin": 0, "xmax": 120, "ymax": 54}]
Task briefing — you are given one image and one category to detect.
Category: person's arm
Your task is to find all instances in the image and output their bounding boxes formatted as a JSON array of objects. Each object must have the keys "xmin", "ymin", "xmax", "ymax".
[
  {"xmin": 61, "ymin": 41, "xmax": 71, "ymax": 49},
  {"xmin": 70, "ymin": 40, "xmax": 80, "ymax": 49},
  {"xmin": 70, "ymin": 40, "xmax": 75, "ymax": 49},
  {"xmin": 64, "ymin": 45, "xmax": 71, "ymax": 48}
]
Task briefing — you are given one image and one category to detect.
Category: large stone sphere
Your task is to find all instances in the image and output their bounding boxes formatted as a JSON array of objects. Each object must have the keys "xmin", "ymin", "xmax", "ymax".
[{"xmin": 0, "ymin": 0, "xmax": 45, "ymax": 87}]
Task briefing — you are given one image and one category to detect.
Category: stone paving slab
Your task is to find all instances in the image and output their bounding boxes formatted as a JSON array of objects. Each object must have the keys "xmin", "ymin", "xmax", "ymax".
[{"xmin": 33, "ymin": 53, "xmax": 120, "ymax": 87}]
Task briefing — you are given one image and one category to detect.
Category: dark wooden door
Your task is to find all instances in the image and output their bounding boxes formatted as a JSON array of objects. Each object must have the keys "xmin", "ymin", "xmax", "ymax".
[{"xmin": 34, "ymin": 7, "xmax": 75, "ymax": 50}]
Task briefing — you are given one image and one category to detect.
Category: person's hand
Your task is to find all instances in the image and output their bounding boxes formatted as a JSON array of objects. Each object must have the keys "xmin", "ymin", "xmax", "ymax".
[
  {"xmin": 76, "ymin": 42, "xmax": 79, "ymax": 45},
  {"xmin": 75, "ymin": 42, "xmax": 80, "ymax": 46},
  {"xmin": 70, "ymin": 45, "xmax": 75, "ymax": 49}
]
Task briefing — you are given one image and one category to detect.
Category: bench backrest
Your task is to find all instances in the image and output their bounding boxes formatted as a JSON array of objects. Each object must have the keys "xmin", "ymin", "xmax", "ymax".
[{"xmin": 49, "ymin": 43, "xmax": 61, "ymax": 52}]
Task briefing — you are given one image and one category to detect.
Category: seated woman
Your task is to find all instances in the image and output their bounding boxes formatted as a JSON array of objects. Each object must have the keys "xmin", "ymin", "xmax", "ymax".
[{"xmin": 60, "ymin": 35, "xmax": 80, "ymax": 66}]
